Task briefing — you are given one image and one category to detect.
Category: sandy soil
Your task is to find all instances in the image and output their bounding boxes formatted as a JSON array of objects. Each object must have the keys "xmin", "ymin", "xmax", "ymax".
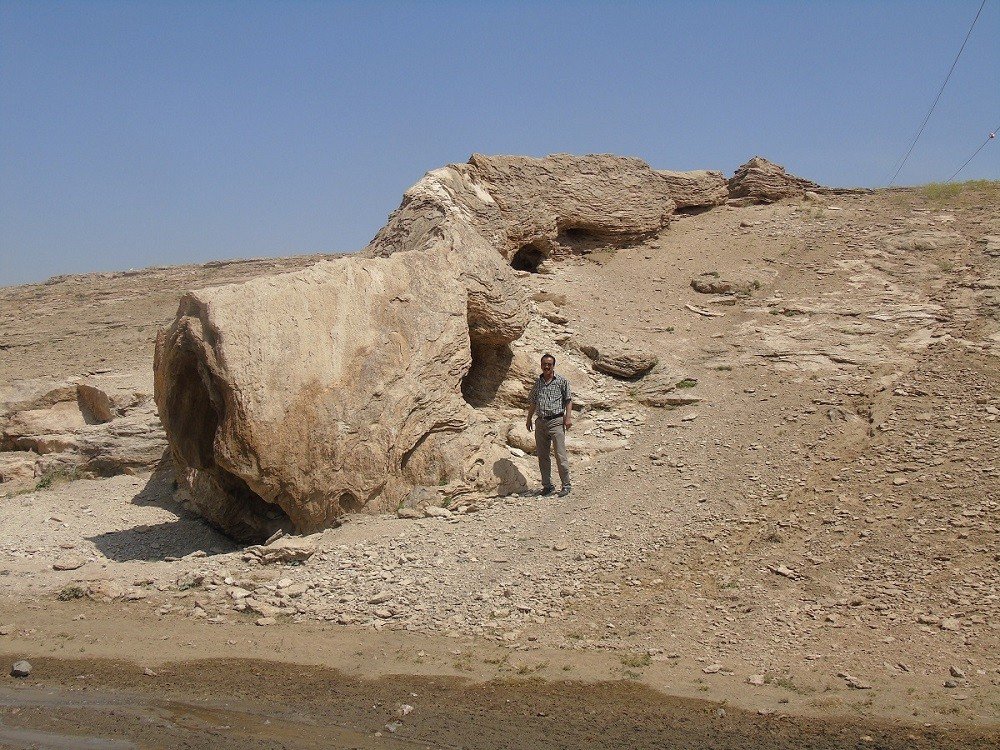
[{"xmin": 1, "ymin": 184, "xmax": 998, "ymax": 747}]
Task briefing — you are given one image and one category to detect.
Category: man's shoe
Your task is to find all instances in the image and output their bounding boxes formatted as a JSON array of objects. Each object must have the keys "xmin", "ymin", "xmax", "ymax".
[
  {"xmin": 540, "ymin": 486, "xmax": 555, "ymax": 496},
  {"xmin": 558, "ymin": 485, "xmax": 571, "ymax": 497}
]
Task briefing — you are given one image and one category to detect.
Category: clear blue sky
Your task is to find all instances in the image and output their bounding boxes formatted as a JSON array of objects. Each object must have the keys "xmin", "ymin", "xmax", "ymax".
[{"xmin": 2, "ymin": 1, "xmax": 997, "ymax": 286}]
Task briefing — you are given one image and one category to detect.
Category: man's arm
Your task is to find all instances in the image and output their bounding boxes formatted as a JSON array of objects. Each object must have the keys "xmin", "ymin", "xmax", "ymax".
[
  {"xmin": 526, "ymin": 378, "xmax": 538, "ymax": 431},
  {"xmin": 563, "ymin": 379, "xmax": 573, "ymax": 430}
]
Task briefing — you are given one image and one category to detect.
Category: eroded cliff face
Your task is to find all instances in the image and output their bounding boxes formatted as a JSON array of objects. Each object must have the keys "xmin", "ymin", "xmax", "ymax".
[{"xmin": 153, "ymin": 153, "xmax": 734, "ymax": 540}]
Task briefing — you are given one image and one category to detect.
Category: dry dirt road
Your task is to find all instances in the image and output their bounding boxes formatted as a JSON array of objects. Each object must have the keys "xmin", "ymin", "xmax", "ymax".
[{"xmin": 1, "ymin": 183, "xmax": 998, "ymax": 748}]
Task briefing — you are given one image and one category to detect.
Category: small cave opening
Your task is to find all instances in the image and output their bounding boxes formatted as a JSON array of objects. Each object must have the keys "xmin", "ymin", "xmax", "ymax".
[
  {"xmin": 164, "ymin": 340, "xmax": 290, "ymax": 542},
  {"xmin": 511, "ymin": 243, "xmax": 546, "ymax": 273},
  {"xmin": 162, "ymin": 345, "xmax": 220, "ymax": 470},
  {"xmin": 555, "ymin": 225, "xmax": 611, "ymax": 256},
  {"xmin": 558, "ymin": 227, "xmax": 595, "ymax": 243},
  {"xmin": 461, "ymin": 341, "xmax": 514, "ymax": 408},
  {"xmin": 673, "ymin": 204, "xmax": 715, "ymax": 217},
  {"xmin": 338, "ymin": 491, "xmax": 364, "ymax": 514}
]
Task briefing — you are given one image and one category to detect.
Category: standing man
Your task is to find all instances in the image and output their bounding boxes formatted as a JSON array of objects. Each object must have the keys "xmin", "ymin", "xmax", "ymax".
[{"xmin": 525, "ymin": 353, "xmax": 572, "ymax": 497}]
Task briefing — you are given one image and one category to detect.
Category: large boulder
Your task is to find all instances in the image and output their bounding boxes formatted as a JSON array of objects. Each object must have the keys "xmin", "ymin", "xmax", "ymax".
[
  {"xmin": 727, "ymin": 157, "xmax": 823, "ymax": 203},
  {"xmin": 577, "ymin": 342, "xmax": 659, "ymax": 379},
  {"xmin": 154, "ymin": 248, "xmax": 528, "ymax": 541}
]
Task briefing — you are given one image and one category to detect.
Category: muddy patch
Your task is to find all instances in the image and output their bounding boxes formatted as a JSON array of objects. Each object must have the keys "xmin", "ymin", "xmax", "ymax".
[{"xmin": 2, "ymin": 657, "xmax": 997, "ymax": 750}]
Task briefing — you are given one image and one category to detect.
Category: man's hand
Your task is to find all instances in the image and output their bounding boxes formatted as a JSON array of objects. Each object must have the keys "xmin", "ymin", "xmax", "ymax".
[
  {"xmin": 563, "ymin": 416, "xmax": 572, "ymax": 431},
  {"xmin": 525, "ymin": 417, "xmax": 533, "ymax": 432}
]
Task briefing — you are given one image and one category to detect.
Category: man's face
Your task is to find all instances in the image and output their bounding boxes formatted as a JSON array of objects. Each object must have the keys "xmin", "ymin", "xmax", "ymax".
[{"xmin": 541, "ymin": 358, "xmax": 555, "ymax": 375}]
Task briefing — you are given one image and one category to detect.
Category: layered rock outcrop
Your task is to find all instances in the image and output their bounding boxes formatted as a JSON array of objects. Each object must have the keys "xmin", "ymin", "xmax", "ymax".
[
  {"xmin": 153, "ymin": 153, "xmax": 739, "ymax": 540},
  {"xmin": 366, "ymin": 154, "xmax": 727, "ymax": 270},
  {"xmin": 0, "ymin": 376, "xmax": 166, "ymax": 486},
  {"xmin": 727, "ymin": 156, "xmax": 824, "ymax": 203}
]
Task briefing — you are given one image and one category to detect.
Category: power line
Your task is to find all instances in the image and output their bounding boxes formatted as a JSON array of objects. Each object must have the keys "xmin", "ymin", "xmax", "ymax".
[
  {"xmin": 887, "ymin": 0, "xmax": 989, "ymax": 186},
  {"xmin": 947, "ymin": 122, "xmax": 999, "ymax": 181}
]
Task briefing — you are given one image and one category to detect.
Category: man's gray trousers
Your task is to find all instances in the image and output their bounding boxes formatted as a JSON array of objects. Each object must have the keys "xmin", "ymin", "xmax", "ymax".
[{"xmin": 535, "ymin": 415, "xmax": 570, "ymax": 489}]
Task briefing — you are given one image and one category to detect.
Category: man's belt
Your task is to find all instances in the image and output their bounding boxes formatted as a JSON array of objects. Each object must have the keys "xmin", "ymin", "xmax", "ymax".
[{"xmin": 542, "ymin": 412, "xmax": 564, "ymax": 419}]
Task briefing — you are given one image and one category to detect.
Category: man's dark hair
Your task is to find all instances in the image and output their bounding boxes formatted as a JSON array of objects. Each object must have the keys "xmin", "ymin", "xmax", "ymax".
[{"xmin": 541, "ymin": 353, "xmax": 556, "ymax": 365}]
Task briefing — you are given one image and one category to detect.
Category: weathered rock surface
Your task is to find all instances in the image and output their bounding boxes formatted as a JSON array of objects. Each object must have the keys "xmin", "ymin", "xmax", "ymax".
[
  {"xmin": 632, "ymin": 371, "xmax": 702, "ymax": 407},
  {"xmin": 243, "ymin": 535, "xmax": 318, "ymax": 565},
  {"xmin": 580, "ymin": 345, "xmax": 659, "ymax": 379},
  {"xmin": 656, "ymin": 170, "xmax": 728, "ymax": 209},
  {"xmin": 0, "ymin": 451, "xmax": 37, "ymax": 484},
  {"xmin": 690, "ymin": 272, "xmax": 757, "ymax": 296},
  {"xmin": 885, "ymin": 230, "xmax": 963, "ymax": 253},
  {"xmin": 727, "ymin": 156, "xmax": 823, "ymax": 203}
]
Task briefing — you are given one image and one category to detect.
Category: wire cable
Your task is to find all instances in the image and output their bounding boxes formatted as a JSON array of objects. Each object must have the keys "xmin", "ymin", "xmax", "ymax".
[
  {"xmin": 887, "ymin": 0, "xmax": 989, "ymax": 186},
  {"xmin": 947, "ymin": 122, "xmax": 999, "ymax": 181}
]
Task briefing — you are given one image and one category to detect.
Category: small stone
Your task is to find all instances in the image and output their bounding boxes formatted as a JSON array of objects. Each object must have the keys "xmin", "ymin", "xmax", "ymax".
[
  {"xmin": 11, "ymin": 660, "xmax": 31, "ymax": 678},
  {"xmin": 283, "ymin": 582, "xmax": 309, "ymax": 598},
  {"xmin": 398, "ymin": 704, "xmax": 414, "ymax": 717},
  {"xmin": 0, "ymin": 625, "xmax": 13, "ymax": 636},
  {"xmin": 424, "ymin": 506, "xmax": 452, "ymax": 519},
  {"xmin": 255, "ymin": 617, "xmax": 277, "ymax": 626},
  {"xmin": 702, "ymin": 664, "xmax": 722, "ymax": 674},
  {"xmin": 369, "ymin": 591, "xmax": 394, "ymax": 605},
  {"xmin": 944, "ymin": 680, "xmax": 958, "ymax": 689},
  {"xmin": 939, "ymin": 618, "xmax": 961, "ymax": 632},
  {"xmin": 747, "ymin": 674, "xmax": 766, "ymax": 686},
  {"xmin": 52, "ymin": 557, "xmax": 87, "ymax": 571},
  {"xmin": 838, "ymin": 672, "xmax": 872, "ymax": 690},
  {"xmin": 949, "ymin": 666, "xmax": 966, "ymax": 679},
  {"xmin": 143, "ymin": 667, "xmax": 157, "ymax": 677}
]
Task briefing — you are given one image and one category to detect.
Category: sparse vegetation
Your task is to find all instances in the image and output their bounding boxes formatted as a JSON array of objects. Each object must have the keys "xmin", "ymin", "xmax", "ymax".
[
  {"xmin": 676, "ymin": 378, "xmax": 698, "ymax": 389},
  {"xmin": 620, "ymin": 652, "xmax": 652, "ymax": 668},
  {"xmin": 35, "ymin": 467, "xmax": 80, "ymax": 491},
  {"xmin": 57, "ymin": 583, "xmax": 86, "ymax": 601},
  {"xmin": 765, "ymin": 674, "xmax": 813, "ymax": 695},
  {"xmin": 920, "ymin": 179, "xmax": 1000, "ymax": 206}
]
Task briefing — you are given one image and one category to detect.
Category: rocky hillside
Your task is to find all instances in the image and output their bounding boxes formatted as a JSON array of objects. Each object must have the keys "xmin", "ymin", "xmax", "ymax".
[{"xmin": 0, "ymin": 164, "xmax": 997, "ymax": 726}]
